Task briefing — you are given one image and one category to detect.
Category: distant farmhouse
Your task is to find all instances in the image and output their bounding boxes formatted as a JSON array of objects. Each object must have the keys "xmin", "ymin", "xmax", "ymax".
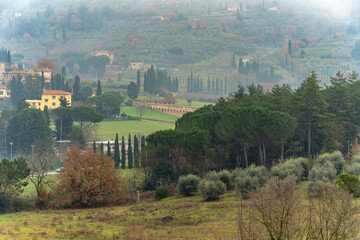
[
  {"xmin": 28, "ymin": 68, "xmax": 53, "ymax": 82},
  {"xmin": 0, "ymin": 86, "xmax": 10, "ymax": 100},
  {"xmin": 91, "ymin": 50, "xmax": 114, "ymax": 65},
  {"xmin": 27, "ymin": 90, "xmax": 72, "ymax": 110},
  {"xmin": 2, "ymin": 69, "xmax": 28, "ymax": 83},
  {"xmin": 152, "ymin": 16, "xmax": 165, "ymax": 21},
  {"xmin": 129, "ymin": 62, "xmax": 151, "ymax": 71}
]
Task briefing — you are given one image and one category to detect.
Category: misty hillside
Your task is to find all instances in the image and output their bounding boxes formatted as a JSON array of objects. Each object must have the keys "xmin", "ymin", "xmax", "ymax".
[{"xmin": 0, "ymin": 0, "xmax": 359, "ymax": 91}]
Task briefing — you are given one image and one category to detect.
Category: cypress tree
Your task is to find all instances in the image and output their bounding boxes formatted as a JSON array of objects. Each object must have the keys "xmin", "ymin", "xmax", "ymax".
[
  {"xmin": 220, "ymin": 79, "xmax": 223, "ymax": 95},
  {"xmin": 128, "ymin": 134, "xmax": 133, "ymax": 169},
  {"xmin": 41, "ymin": 71, "xmax": 45, "ymax": 89},
  {"xmin": 107, "ymin": 141, "xmax": 111, "ymax": 158},
  {"xmin": 62, "ymin": 27, "xmax": 66, "ymax": 43},
  {"xmin": 134, "ymin": 135, "xmax": 139, "ymax": 168},
  {"xmin": 288, "ymin": 40, "xmax": 292, "ymax": 56},
  {"xmin": 73, "ymin": 75, "xmax": 82, "ymax": 101},
  {"xmin": 136, "ymin": 70, "xmax": 141, "ymax": 92},
  {"xmin": 140, "ymin": 136, "xmax": 146, "ymax": 167},
  {"xmin": 224, "ymin": 77, "xmax": 228, "ymax": 95},
  {"xmin": 121, "ymin": 136, "xmax": 126, "ymax": 169},
  {"xmin": 43, "ymin": 105, "xmax": 50, "ymax": 124},
  {"xmin": 238, "ymin": 58, "xmax": 244, "ymax": 73},
  {"xmin": 114, "ymin": 134, "xmax": 120, "ymax": 168},
  {"xmin": 7, "ymin": 50, "xmax": 11, "ymax": 64},
  {"xmin": 50, "ymin": 73, "xmax": 54, "ymax": 90},
  {"xmin": 232, "ymin": 53, "xmax": 236, "ymax": 68},
  {"xmin": 212, "ymin": 78, "xmax": 215, "ymax": 94},
  {"xmin": 96, "ymin": 79, "xmax": 102, "ymax": 96},
  {"xmin": 186, "ymin": 76, "xmax": 190, "ymax": 93},
  {"xmin": 61, "ymin": 66, "xmax": 66, "ymax": 77},
  {"xmin": 207, "ymin": 77, "xmax": 210, "ymax": 94},
  {"xmin": 100, "ymin": 142, "xmax": 104, "ymax": 153},
  {"xmin": 93, "ymin": 141, "xmax": 96, "ymax": 152}
]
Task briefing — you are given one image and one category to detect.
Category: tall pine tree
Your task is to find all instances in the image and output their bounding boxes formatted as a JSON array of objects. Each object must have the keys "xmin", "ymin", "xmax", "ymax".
[
  {"xmin": 140, "ymin": 136, "xmax": 146, "ymax": 167},
  {"xmin": 107, "ymin": 141, "xmax": 111, "ymax": 158},
  {"xmin": 100, "ymin": 142, "xmax": 104, "ymax": 153},
  {"xmin": 136, "ymin": 70, "xmax": 141, "ymax": 92},
  {"xmin": 96, "ymin": 79, "xmax": 102, "ymax": 96},
  {"xmin": 114, "ymin": 134, "xmax": 120, "ymax": 168},
  {"xmin": 72, "ymin": 75, "xmax": 82, "ymax": 101},
  {"xmin": 121, "ymin": 136, "xmax": 126, "ymax": 169},
  {"xmin": 134, "ymin": 135, "xmax": 139, "ymax": 168},
  {"xmin": 128, "ymin": 134, "xmax": 133, "ymax": 169}
]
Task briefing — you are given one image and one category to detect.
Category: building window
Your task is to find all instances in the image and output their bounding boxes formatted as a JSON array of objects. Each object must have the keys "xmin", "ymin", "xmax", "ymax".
[
  {"xmin": 52, "ymin": 96, "xmax": 56, "ymax": 99},
  {"xmin": 45, "ymin": 99, "xmax": 48, "ymax": 102},
  {"xmin": 38, "ymin": 103, "xmax": 41, "ymax": 106},
  {"xmin": 60, "ymin": 96, "xmax": 64, "ymax": 99},
  {"xmin": 52, "ymin": 103, "xmax": 55, "ymax": 106},
  {"xmin": 0, "ymin": 91, "xmax": 4, "ymax": 95}
]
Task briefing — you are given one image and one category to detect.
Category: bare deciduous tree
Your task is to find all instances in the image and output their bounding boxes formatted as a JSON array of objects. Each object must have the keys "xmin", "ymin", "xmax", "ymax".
[
  {"xmin": 309, "ymin": 186, "xmax": 359, "ymax": 240},
  {"xmin": 136, "ymin": 104, "xmax": 147, "ymax": 120},
  {"xmin": 237, "ymin": 178, "xmax": 359, "ymax": 240}
]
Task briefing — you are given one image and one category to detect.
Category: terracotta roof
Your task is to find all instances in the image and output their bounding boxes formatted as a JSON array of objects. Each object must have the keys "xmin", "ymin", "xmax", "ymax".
[
  {"xmin": 31, "ymin": 68, "xmax": 52, "ymax": 72},
  {"xmin": 5, "ymin": 70, "xmax": 28, "ymax": 74},
  {"xmin": 43, "ymin": 90, "xmax": 71, "ymax": 95}
]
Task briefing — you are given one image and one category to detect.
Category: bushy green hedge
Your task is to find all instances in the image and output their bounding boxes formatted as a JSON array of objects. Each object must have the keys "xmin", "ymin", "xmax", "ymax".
[
  {"xmin": 155, "ymin": 186, "xmax": 168, "ymax": 200},
  {"xmin": 178, "ymin": 174, "xmax": 200, "ymax": 196},
  {"xmin": 335, "ymin": 173, "xmax": 360, "ymax": 196},
  {"xmin": 234, "ymin": 175, "xmax": 260, "ymax": 198},
  {"xmin": 217, "ymin": 170, "xmax": 233, "ymax": 190},
  {"xmin": 352, "ymin": 154, "xmax": 360, "ymax": 164},
  {"xmin": 232, "ymin": 165, "xmax": 268, "ymax": 198},
  {"xmin": 231, "ymin": 165, "xmax": 268, "ymax": 186},
  {"xmin": 345, "ymin": 162, "xmax": 360, "ymax": 177},
  {"xmin": 315, "ymin": 151, "xmax": 344, "ymax": 175},
  {"xmin": 198, "ymin": 179, "xmax": 226, "ymax": 201},
  {"xmin": 309, "ymin": 160, "xmax": 337, "ymax": 183},
  {"xmin": 270, "ymin": 158, "xmax": 309, "ymax": 182}
]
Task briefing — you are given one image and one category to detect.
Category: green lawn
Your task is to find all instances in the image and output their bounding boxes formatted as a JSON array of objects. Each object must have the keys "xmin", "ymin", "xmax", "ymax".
[
  {"xmin": 121, "ymin": 106, "xmax": 178, "ymax": 123},
  {"xmin": 97, "ymin": 120, "xmax": 174, "ymax": 141},
  {"xmin": 0, "ymin": 191, "xmax": 239, "ymax": 239}
]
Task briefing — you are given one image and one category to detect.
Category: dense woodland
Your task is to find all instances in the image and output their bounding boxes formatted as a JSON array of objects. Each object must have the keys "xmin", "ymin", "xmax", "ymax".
[{"xmin": 144, "ymin": 71, "xmax": 360, "ymax": 178}]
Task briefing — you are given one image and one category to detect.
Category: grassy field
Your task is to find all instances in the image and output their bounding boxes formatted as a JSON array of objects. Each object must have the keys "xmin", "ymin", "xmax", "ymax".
[
  {"xmin": 121, "ymin": 106, "xmax": 178, "ymax": 123},
  {"xmin": 0, "ymin": 191, "xmax": 239, "ymax": 240},
  {"xmin": 97, "ymin": 120, "xmax": 174, "ymax": 141}
]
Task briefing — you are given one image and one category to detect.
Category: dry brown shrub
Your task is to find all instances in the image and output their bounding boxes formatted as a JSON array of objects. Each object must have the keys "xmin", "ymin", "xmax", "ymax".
[
  {"xmin": 55, "ymin": 147, "xmax": 127, "ymax": 208},
  {"xmin": 124, "ymin": 223, "xmax": 151, "ymax": 240}
]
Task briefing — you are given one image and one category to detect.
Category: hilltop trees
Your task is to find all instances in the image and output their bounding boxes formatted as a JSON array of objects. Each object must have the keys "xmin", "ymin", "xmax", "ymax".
[
  {"xmin": 7, "ymin": 109, "xmax": 51, "ymax": 154},
  {"xmin": 72, "ymin": 75, "xmax": 82, "ymax": 101},
  {"xmin": 10, "ymin": 75, "xmax": 24, "ymax": 107},
  {"xmin": 127, "ymin": 82, "xmax": 138, "ymax": 100},
  {"xmin": 294, "ymin": 72, "xmax": 327, "ymax": 158},
  {"xmin": 144, "ymin": 65, "xmax": 178, "ymax": 94},
  {"xmin": 71, "ymin": 106, "xmax": 103, "ymax": 130},
  {"xmin": 142, "ymin": 71, "xmax": 360, "ymax": 172}
]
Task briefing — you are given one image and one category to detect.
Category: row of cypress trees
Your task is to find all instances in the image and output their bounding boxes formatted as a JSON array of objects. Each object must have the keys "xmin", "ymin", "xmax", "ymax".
[{"xmin": 93, "ymin": 134, "xmax": 146, "ymax": 169}]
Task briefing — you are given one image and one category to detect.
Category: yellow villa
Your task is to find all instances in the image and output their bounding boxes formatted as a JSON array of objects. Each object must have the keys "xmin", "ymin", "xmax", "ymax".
[{"xmin": 27, "ymin": 90, "xmax": 72, "ymax": 110}]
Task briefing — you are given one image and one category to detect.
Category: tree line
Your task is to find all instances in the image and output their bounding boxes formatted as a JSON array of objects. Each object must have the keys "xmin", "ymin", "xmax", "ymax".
[
  {"xmin": 186, "ymin": 71, "xmax": 228, "ymax": 95},
  {"xmin": 144, "ymin": 71, "xmax": 360, "ymax": 178},
  {"xmin": 144, "ymin": 65, "xmax": 179, "ymax": 94},
  {"xmin": 0, "ymin": 48, "xmax": 11, "ymax": 63}
]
